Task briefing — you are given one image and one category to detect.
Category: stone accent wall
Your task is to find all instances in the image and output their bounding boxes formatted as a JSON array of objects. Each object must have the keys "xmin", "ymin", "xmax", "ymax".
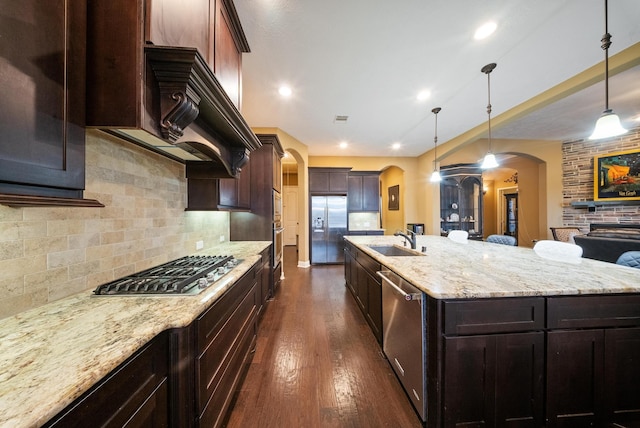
[
  {"xmin": 0, "ymin": 131, "xmax": 229, "ymax": 320},
  {"xmin": 562, "ymin": 125, "xmax": 640, "ymax": 230}
]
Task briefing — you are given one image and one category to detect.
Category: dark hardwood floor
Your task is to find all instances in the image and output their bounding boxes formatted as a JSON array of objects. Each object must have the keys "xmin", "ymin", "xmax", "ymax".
[{"xmin": 223, "ymin": 246, "xmax": 422, "ymax": 428}]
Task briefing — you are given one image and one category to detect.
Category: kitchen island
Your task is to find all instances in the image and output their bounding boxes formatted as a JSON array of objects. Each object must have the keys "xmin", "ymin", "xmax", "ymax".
[
  {"xmin": 344, "ymin": 235, "xmax": 640, "ymax": 427},
  {"xmin": 0, "ymin": 241, "xmax": 270, "ymax": 428}
]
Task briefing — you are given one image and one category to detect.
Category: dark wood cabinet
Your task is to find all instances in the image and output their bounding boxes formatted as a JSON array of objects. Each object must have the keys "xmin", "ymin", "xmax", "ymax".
[
  {"xmin": 343, "ymin": 242, "xmax": 382, "ymax": 344},
  {"xmin": 309, "ymin": 168, "xmax": 350, "ymax": 194},
  {"xmin": 186, "ymin": 161, "xmax": 251, "ymax": 211},
  {"xmin": 0, "ymin": 0, "xmax": 101, "ymax": 207},
  {"xmin": 348, "ymin": 172, "xmax": 380, "ymax": 212},
  {"xmin": 443, "ymin": 332, "xmax": 544, "ymax": 427},
  {"xmin": 256, "ymin": 246, "xmax": 271, "ymax": 320},
  {"xmin": 195, "ymin": 264, "xmax": 257, "ymax": 428},
  {"xmin": 546, "ymin": 295, "xmax": 640, "ymax": 427},
  {"xmin": 44, "ymin": 332, "xmax": 170, "ymax": 428},
  {"xmin": 440, "ymin": 164, "xmax": 483, "ymax": 239}
]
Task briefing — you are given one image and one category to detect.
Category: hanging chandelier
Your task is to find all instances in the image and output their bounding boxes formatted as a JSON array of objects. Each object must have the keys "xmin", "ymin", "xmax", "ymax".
[
  {"xmin": 589, "ymin": 0, "xmax": 627, "ymax": 140},
  {"xmin": 430, "ymin": 107, "xmax": 442, "ymax": 183},
  {"xmin": 481, "ymin": 63, "xmax": 499, "ymax": 169}
]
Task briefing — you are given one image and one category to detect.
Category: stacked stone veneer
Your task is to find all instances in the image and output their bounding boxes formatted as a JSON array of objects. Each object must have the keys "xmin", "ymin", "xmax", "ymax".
[{"xmin": 562, "ymin": 125, "xmax": 640, "ymax": 229}]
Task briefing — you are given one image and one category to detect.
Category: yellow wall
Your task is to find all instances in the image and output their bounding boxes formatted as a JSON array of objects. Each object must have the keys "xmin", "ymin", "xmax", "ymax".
[{"xmin": 380, "ymin": 166, "xmax": 405, "ymax": 235}]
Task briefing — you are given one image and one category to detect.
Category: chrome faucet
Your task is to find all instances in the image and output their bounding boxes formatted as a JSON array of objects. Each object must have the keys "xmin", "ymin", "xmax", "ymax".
[{"xmin": 394, "ymin": 229, "xmax": 417, "ymax": 249}]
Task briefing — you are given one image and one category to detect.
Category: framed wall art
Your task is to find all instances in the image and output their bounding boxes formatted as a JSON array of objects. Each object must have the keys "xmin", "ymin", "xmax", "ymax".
[
  {"xmin": 593, "ymin": 149, "xmax": 640, "ymax": 201},
  {"xmin": 388, "ymin": 185, "xmax": 399, "ymax": 210}
]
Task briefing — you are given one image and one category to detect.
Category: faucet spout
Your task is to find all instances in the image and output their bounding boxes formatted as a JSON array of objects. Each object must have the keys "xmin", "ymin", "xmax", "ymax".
[{"xmin": 394, "ymin": 230, "xmax": 417, "ymax": 249}]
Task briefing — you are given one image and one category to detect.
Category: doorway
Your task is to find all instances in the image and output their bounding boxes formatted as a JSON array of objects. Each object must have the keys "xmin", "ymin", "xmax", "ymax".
[{"xmin": 504, "ymin": 192, "xmax": 518, "ymax": 244}]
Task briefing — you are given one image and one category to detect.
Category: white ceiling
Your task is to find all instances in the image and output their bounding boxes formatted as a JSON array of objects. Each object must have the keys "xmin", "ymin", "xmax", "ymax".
[{"xmin": 235, "ymin": 0, "xmax": 640, "ymax": 158}]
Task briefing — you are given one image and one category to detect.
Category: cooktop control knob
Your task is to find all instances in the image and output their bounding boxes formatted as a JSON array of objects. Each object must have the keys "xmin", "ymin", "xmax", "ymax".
[{"xmin": 197, "ymin": 278, "xmax": 209, "ymax": 288}]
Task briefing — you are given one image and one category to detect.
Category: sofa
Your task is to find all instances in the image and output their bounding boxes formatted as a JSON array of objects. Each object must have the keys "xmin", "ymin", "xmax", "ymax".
[{"xmin": 573, "ymin": 223, "xmax": 640, "ymax": 263}]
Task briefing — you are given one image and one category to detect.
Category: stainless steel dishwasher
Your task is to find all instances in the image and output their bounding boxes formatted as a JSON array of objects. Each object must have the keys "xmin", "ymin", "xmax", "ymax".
[{"xmin": 377, "ymin": 270, "xmax": 427, "ymax": 422}]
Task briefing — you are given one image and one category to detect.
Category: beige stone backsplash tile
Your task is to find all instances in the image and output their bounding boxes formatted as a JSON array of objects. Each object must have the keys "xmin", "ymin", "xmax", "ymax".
[
  {"xmin": 47, "ymin": 219, "xmax": 86, "ymax": 237},
  {"xmin": 85, "ymin": 244, "xmax": 114, "ymax": 262},
  {"xmin": 48, "ymin": 277, "xmax": 88, "ymax": 301},
  {"xmin": 0, "ymin": 276, "xmax": 24, "ymax": 297},
  {"xmin": 0, "ymin": 255, "xmax": 47, "ymax": 282},
  {"xmin": 24, "ymin": 236, "xmax": 68, "ymax": 257},
  {"xmin": 0, "ymin": 221, "xmax": 47, "ymax": 241},
  {"xmin": 0, "ymin": 205, "xmax": 24, "ymax": 222},
  {"xmin": 87, "ymin": 269, "xmax": 116, "ymax": 289},
  {"xmin": 69, "ymin": 261, "xmax": 101, "ymax": 280},
  {"xmin": 101, "ymin": 230, "xmax": 125, "ymax": 245},
  {"xmin": 25, "ymin": 267, "xmax": 68, "ymax": 293},
  {"xmin": 0, "ymin": 289, "xmax": 48, "ymax": 319},
  {"xmin": 47, "ymin": 249, "xmax": 85, "ymax": 269},
  {"xmin": 0, "ymin": 240, "xmax": 24, "ymax": 261}
]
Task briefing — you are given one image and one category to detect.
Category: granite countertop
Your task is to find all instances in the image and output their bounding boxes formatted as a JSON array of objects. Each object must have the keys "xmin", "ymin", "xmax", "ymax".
[
  {"xmin": 345, "ymin": 235, "xmax": 640, "ymax": 299},
  {"xmin": 0, "ymin": 241, "xmax": 271, "ymax": 428}
]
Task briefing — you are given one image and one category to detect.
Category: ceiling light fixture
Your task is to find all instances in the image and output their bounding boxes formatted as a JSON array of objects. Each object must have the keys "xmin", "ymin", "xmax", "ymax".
[
  {"xmin": 481, "ymin": 62, "xmax": 499, "ymax": 169},
  {"xmin": 474, "ymin": 22, "xmax": 497, "ymax": 40},
  {"xmin": 339, "ymin": 141, "xmax": 348, "ymax": 149},
  {"xmin": 417, "ymin": 90, "xmax": 431, "ymax": 102},
  {"xmin": 278, "ymin": 85, "xmax": 292, "ymax": 97},
  {"xmin": 430, "ymin": 107, "xmax": 442, "ymax": 183},
  {"xmin": 392, "ymin": 142, "xmax": 401, "ymax": 150},
  {"xmin": 589, "ymin": 0, "xmax": 627, "ymax": 140}
]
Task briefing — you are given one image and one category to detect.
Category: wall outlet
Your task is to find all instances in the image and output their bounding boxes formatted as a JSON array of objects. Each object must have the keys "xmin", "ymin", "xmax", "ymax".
[
  {"xmin": 196, "ymin": 240, "xmax": 204, "ymax": 250},
  {"xmin": 219, "ymin": 235, "xmax": 225, "ymax": 242}
]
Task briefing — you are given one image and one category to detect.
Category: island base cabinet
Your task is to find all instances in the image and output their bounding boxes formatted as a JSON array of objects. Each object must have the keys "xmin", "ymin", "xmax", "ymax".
[
  {"xmin": 546, "ymin": 327, "xmax": 640, "ymax": 427},
  {"xmin": 443, "ymin": 332, "xmax": 544, "ymax": 427}
]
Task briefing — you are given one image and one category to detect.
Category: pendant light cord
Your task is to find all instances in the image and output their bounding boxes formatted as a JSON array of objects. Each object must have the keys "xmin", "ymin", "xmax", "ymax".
[
  {"xmin": 602, "ymin": 0, "xmax": 612, "ymax": 111},
  {"xmin": 432, "ymin": 107, "xmax": 441, "ymax": 164},
  {"xmin": 481, "ymin": 63, "xmax": 497, "ymax": 152}
]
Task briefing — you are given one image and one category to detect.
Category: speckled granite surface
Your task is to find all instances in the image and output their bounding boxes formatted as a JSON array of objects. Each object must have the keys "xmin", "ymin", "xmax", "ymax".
[
  {"xmin": 0, "ymin": 241, "xmax": 270, "ymax": 428},
  {"xmin": 346, "ymin": 235, "xmax": 640, "ymax": 299}
]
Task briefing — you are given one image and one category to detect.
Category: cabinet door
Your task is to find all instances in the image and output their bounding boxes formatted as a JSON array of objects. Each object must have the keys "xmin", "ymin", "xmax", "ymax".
[
  {"xmin": 0, "ymin": 0, "xmax": 86, "ymax": 199},
  {"xmin": 365, "ymin": 271, "xmax": 382, "ymax": 344},
  {"xmin": 272, "ymin": 149, "xmax": 282, "ymax": 192},
  {"xmin": 347, "ymin": 176, "xmax": 363, "ymax": 211},
  {"xmin": 603, "ymin": 327, "xmax": 640, "ymax": 426},
  {"xmin": 547, "ymin": 329, "xmax": 605, "ymax": 427},
  {"xmin": 218, "ymin": 161, "xmax": 251, "ymax": 210},
  {"xmin": 444, "ymin": 332, "xmax": 544, "ymax": 427},
  {"xmin": 362, "ymin": 175, "xmax": 380, "ymax": 211}
]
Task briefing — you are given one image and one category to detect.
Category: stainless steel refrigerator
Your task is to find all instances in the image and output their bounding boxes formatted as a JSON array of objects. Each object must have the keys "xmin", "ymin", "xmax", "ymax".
[{"xmin": 311, "ymin": 195, "xmax": 347, "ymax": 264}]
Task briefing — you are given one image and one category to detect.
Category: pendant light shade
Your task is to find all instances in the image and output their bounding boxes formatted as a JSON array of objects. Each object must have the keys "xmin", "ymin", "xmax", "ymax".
[
  {"xmin": 430, "ymin": 107, "xmax": 442, "ymax": 183},
  {"xmin": 481, "ymin": 152, "xmax": 499, "ymax": 169},
  {"xmin": 588, "ymin": 0, "xmax": 627, "ymax": 140},
  {"xmin": 481, "ymin": 63, "xmax": 499, "ymax": 169}
]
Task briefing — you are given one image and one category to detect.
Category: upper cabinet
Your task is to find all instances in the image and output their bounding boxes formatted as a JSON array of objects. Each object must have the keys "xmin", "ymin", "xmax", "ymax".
[
  {"xmin": 440, "ymin": 164, "xmax": 483, "ymax": 239},
  {"xmin": 87, "ymin": 0, "xmax": 258, "ymax": 179},
  {"xmin": 0, "ymin": 1, "xmax": 102, "ymax": 207},
  {"xmin": 309, "ymin": 168, "xmax": 351, "ymax": 194},
  {"xmin": 348, "ymin": 172, "xmax": 381, "ymax": 212}
]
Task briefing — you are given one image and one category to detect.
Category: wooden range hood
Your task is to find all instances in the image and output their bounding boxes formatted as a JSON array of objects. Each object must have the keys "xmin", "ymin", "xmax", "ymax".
[{"xmin": 86, "ymin": 0, "xmax": 260, "ymax": 178}]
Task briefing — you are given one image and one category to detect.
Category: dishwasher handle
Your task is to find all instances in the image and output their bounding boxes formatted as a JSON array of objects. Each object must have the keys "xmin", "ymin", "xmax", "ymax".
[{"xmin": 377, "ymin": 271, "xmax": 422, "ymax": 301}]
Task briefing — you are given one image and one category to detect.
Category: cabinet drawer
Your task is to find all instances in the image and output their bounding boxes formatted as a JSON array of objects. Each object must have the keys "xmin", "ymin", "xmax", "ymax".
[
  {"xmin": 197, "ymin": 266, "xmax": 255, "ymax": 348},
  {"xmin": 548, "ymin": 294, "xmax": 640, "ymax": 329},
  {"xmin": 355, "ymin": 248, "xmax": 381, "ymax": 276},
  {"xmin": 443, "ymin": 297, "xmax": 544, "ymax": 335}
]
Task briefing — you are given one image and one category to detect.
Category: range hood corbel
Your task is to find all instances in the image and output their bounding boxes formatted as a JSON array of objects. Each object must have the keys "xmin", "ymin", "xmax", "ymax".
[{"xmin": 145, "ymin": 45, "xmax": 260, "ymax": 178}]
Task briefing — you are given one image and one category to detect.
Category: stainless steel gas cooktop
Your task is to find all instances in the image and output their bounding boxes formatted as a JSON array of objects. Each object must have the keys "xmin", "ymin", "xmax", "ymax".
[{"xmin": 93, "ymin": 255, "xmax": 242, "ymax": 296}]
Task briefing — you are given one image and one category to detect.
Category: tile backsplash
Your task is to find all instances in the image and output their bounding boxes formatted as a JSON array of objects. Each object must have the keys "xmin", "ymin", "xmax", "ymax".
[{"xmin": 0, "ymin": 130, "xmax": 229, "ymax": 320}]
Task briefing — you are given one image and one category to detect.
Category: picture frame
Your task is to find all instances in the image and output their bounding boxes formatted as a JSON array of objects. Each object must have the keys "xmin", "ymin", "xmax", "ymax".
[
  {"xmin": 388, "ymin": 184, "xmax": 399, "ymax": 210},
  {"xmin": 593, "ymin": 149, "xmax": 640, "ymax": 201}
]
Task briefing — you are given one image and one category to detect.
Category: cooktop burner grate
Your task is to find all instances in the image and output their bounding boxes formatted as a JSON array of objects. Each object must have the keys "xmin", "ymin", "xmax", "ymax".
[{"xmin": 93, "ymin": 255, "xmax": 240, "ymax": 296}]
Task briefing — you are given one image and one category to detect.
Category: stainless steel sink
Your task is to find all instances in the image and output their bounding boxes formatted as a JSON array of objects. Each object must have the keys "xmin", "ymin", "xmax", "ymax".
[{"xmin": 367, "ymin": 245, "xmax": 425, "ymax": 256}]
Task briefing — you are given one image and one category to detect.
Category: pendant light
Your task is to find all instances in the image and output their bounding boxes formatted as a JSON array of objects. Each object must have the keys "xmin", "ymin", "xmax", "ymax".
[
  {"xmin": 589, "ymin": 0, "xmax": 627, "ymax": 140},
  {"xmin": 429, "ymin": 107, "xmax": 442, "ymax": 183},
  {"xmin": 480, "ymin": 63, "xmax": 499, "ymax": 169}
]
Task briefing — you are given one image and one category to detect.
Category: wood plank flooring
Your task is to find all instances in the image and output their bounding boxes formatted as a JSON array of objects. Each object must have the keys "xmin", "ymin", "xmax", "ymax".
[{"xmin": 223, "ymin": 246, "xmax": 422, "ymax": 427}]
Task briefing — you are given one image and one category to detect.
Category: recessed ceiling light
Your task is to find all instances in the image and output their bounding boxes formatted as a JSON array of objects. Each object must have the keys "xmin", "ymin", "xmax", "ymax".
[
  {"xmin": 392, "ymin": 142, "xmax": 401, "ymax": 150},
  {"xmin": 416, "ymin": 90, "xmax": 431, "ymax": 102},
  {"xmin": 278, "ymin": 85, "xmax": 292, "ymax": 97},
  {"xmin": 339, "ymin": 142, "xmax": 348, "ymax": 149},
  {"xmin": 474, "ymin": 21, "xmax": 497, "ymax": 40}
]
